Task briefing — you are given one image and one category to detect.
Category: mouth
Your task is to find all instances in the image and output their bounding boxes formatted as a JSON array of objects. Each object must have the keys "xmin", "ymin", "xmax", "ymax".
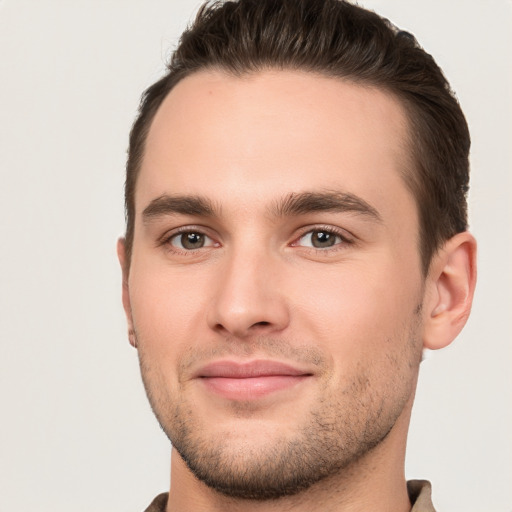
[{"xmin": 195, "ymin": 360, "xmax": 313, "ymax": 400}]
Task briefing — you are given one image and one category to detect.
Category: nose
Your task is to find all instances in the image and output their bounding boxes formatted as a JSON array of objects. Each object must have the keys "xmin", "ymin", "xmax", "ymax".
[{"xmin": 207, "ymin": 247, "xmax": 290, "ymax": 338}]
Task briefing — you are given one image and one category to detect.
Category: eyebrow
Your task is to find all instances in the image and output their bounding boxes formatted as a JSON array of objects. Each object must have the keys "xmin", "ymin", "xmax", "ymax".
[
  {"xmin": 141, "ymin": 190, "xmax": 382, "ymax": 223},
  {"xmin": 270, "ymin": 191, "xmax": 382, "ymax": 221},
  {"xmin": 142, "ymin": 194, "xmax": 219, "ymax": 223}
]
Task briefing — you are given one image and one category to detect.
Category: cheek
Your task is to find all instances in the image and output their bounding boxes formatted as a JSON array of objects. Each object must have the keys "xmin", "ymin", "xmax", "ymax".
[
  {"xmin": 128, "ymin": 266, "xmax": 209, "ymax": 357},
  {"xmin": 290, "ymin": 259, "xmax": 423, "ymax": 357},
  {"xmin": 291, "ymin": 263, "xmax": 423, "ymax": 411}
]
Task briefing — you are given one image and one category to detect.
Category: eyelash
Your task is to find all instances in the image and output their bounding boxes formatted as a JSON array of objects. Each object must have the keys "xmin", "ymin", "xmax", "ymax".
[
  {"xmin": 158, "ymin": 224, "xmax": 354, "ymax": 254},
  {"xmin": 158, "ymin": 226, "xmax": 218, "ymax": 254},
  {"xmin": 291, "ymin": 225, "xmax": 354, "ymax": 252}
]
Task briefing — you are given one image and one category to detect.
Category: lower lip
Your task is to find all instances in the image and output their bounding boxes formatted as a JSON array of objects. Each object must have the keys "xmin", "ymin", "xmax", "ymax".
[{"xmin": 200, "ymin": 375, "xmax": 309, "ymax": 400}]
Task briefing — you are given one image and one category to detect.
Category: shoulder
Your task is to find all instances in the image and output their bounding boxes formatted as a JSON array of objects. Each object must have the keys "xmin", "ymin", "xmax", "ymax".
[
  {"xmin": 408, "ymin": 480, "xmax": 436, "ymax": 512},
  {"xmin": 143, "ymin": 492, "xmax": 168, "ymax": 512}
]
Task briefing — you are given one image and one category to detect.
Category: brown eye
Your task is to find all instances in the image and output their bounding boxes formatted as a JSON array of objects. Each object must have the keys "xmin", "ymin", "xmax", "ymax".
[
  {"xmin": 297, "ymin": 230, "xmax": 343, "ymax": 249},
  {"xmin": 170, "ymin": 232, "xmax": 213, "ymax": 250},
  {"xmin": 311, "ymin": 231, "xmax": 337, "ymax": 248}
]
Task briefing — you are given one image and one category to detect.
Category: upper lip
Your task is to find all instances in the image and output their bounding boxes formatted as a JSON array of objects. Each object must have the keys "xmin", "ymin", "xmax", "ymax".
[{"xmin": 196, "ymin": 360, "xmax": 312, "ymax": 378}]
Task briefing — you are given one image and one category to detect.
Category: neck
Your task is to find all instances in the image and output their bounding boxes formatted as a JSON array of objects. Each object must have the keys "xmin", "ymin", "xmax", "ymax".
[{"xmin": 165, "ymin": 396, "xmax": 415, "ymax": 512}]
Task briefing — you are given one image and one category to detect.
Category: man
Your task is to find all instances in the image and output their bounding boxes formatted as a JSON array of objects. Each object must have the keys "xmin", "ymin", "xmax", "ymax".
[{"xmin": 117, "ymin": 0, "xmax": 477, "ymax": 510}]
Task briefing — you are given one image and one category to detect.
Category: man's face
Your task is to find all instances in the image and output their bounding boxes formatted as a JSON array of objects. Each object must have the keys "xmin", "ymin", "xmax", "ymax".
[{"xmin": 122, "ymin": 70, "xmax": 427, "ymax": 498}]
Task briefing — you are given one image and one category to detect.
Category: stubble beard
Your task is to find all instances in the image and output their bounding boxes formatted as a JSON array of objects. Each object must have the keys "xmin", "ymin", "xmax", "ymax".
[
  {"xmin": 136, "ymin": 324, "xmax": 423, "ymax": 502},
  {"xmin": 165, "ymin": 383, "xmax": 403, "ymax": 500}
]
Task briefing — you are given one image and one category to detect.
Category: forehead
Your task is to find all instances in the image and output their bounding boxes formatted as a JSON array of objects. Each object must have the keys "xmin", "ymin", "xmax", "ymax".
[{"xmin": 138, "ymin": 69, "xmax": 414, "ymax": 220}]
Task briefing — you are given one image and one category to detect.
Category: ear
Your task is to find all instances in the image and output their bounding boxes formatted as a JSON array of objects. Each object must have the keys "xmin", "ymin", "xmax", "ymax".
[
  {"xmin": 422, "ymin": 231, "xmax": 477, "ymax": 350},
  {"xmin": 117, "ymin": 238, "xmax": 137, "ymax": 348}
]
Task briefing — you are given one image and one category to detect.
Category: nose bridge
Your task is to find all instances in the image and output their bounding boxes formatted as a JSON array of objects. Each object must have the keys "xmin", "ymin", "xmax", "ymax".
[{"xmin": 207, "ymin": 238, "xmax": 289, "ymax": 337}]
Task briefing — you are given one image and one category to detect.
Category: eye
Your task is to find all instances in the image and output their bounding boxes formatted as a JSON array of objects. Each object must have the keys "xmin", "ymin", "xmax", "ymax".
[
  {"xmin": 169, "ymin": 231, "xmax": 216, "ymax": 250},
  {"xmin": 295, "ymin": 229, "xmax": 345, "ymax": 249}
]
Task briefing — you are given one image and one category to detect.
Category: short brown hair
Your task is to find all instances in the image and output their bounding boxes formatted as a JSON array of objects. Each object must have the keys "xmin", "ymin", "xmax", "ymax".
[{"xmin": 124, "ymin": 0, "xmax": 470, "ymax": 274}]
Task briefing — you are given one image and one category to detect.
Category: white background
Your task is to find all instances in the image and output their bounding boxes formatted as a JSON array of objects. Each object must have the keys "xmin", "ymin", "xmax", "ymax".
[{"xmin": 0, "ymin": 1, "xmax": 510, "ymax": 510}]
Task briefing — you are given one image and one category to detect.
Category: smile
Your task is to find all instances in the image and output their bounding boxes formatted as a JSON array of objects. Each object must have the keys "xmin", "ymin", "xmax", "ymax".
[{"xmin": 196, "ymin": 360, "xmax": 313, "ymax": 400}]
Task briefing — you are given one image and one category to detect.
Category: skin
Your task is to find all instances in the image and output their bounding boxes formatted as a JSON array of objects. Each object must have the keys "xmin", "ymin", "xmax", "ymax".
[{"xmin": 118, "ymin": 70, "xmax": 476, "ymax": 512}]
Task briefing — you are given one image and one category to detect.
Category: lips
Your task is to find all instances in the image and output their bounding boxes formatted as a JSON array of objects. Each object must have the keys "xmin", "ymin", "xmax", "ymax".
[{"xmin": 195, "ymin": 360, "xmax": 312, "ymax": 400}]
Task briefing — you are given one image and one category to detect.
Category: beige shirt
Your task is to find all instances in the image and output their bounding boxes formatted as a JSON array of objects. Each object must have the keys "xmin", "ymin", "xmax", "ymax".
[{"xmin": 144, "ymin": 479, "xmax": 436, "ymax": 512}]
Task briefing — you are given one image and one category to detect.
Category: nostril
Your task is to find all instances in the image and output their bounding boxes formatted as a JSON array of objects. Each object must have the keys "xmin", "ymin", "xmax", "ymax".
[{"xmin": 253, "ymin": 321, "xmax": 271, "ymax": 327}]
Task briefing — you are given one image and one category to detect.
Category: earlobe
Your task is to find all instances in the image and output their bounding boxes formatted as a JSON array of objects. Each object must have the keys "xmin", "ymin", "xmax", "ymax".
[
  {"xmin": 423, "ymin": 232, "xmax": 477, "ymax": 350},
  {"xmin": 117, "ymin": 238, "xmax": 137, "ymax": 348}
]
